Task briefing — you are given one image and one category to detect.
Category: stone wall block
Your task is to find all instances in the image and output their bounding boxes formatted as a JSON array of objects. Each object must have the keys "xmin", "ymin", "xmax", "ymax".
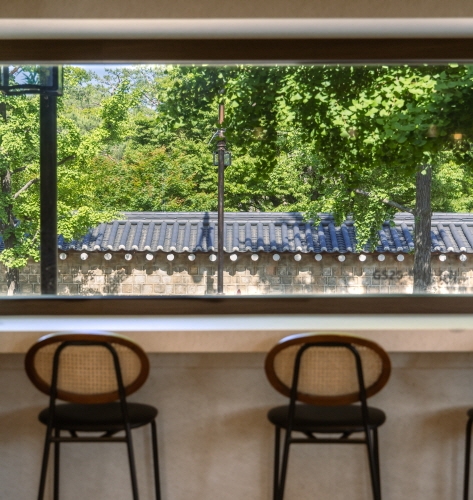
[
  {"xmin": 146, "ymin": 275, "xmax": 162, "ymax": 284},
  {"xmin": 59, "ymin": 284, "xmax": 80, "ymax": 295},
  {"xmin": 353, "ymin": 266, "xmax": 363, "ymax": 276},
  {"xmin": 322, "ymin": 267, "xmax": 332, "ymax": 277},
  {"xmin": 265, "ymin": 266, "xmax": 277, "ymax": 276},
  {"xmin": 342, "ymin": 267, "xmax": 354, "ymax": 277},
  {"xmin": 287, "ymin": 266, "xmax": 298, "ymax": 276},
  {"xmin": 310, "ymin": 265, "xmax": 322, "ymax": 276},
  {"xmin": 152, "ymin": 267, "xmax": 168, "ymax": 275},
  {"xmin": 363, "ymin": 267, "xmax": 375, "ymax": 276},
  {"xmin": 21, "ymin": 284, "xmax": 33, "ymax": 294},
  {"xmin": 347, "ymin": 286, "xmax": 364, "ymax": 294}
]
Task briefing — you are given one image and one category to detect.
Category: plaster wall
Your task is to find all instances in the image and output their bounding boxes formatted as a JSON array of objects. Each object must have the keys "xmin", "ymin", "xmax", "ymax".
[
  {"xmin": 0, "ymin": 351, "xmax": 471, "ymax": 500},
  {"xmin": 3, "ymin": 253, "xmax": 473, "ymax": 295}
]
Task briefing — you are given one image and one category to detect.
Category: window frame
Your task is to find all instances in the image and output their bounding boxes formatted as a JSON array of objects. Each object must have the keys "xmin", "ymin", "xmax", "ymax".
[{"xmin": 2, "ymin": 33, "xmax": 473, "ymax": 313}]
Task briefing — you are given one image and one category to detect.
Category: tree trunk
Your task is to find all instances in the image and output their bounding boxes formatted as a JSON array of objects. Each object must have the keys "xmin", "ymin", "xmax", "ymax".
[
  {"xmin": 413, "ymin": 165, "xmax": 432, "ymax": 293},
  {"xmin": 6, "ymin": 267, "xmax": 20, "ymax": 295},
  {"xmin": 2, "ymin": 167, "xmax": 21, "ymax": 295}
]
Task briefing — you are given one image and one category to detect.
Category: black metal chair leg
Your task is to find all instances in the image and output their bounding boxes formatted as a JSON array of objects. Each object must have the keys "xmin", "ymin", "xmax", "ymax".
[
  {"xmin": 365, "ymin": 427, "xmax": 381, "ymax": 500},
  {"xmin": 124, "ymin": 424, "xmax": 140, "ymax": 500},
  {"xmin": 38, "ymin": 425, "xmax": 53, "ymax": 500},
  {"xmin": 277, "ymin": 429, "xmax": 292, "ymax": 500},
  {"xmin": 464, "ymin": 418, "xmax": 473, "ymax": 500},
  {"xmin": 372, "ymin": 427, "xmax": 381, "ymax": 499},
  {"xmin": 273, "ymin": 427, "xmax": 281, "ymax": 500},
  {"xmin": 54, "ymin": 428, "xmax": 60, "ymax": 500},
  {"xmin": 150, "ymin": 420, "xmax": 161, "ymax": 500}
]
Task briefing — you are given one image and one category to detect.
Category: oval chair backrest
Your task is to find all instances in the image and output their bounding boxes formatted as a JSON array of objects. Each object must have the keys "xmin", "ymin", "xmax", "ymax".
[
  {"xmin": 265, "ymin": 334, "xmax": 391, "ymax": 406},
  {"xmin": 25, "ymin": 331, "xmax": 150, "ymax": 404}
]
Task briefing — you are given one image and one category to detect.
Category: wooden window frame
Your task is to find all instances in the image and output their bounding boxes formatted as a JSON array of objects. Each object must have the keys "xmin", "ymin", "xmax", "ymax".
[{"xmin": 2, "ymin": 35, "xmax": 473, "ymax": 315}]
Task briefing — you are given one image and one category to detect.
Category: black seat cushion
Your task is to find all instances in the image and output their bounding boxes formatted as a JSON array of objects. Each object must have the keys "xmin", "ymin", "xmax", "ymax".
[
  {"xmin": 39, "ymin": 402, "xmax": 158, "ymax": 432},
  {"xmin": 268, "ymin": 404, "xmax": 386, "ymax": 433}
]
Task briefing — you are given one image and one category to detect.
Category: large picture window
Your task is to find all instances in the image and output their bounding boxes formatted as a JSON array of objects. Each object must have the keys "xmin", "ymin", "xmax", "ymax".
[{"xmin": 2, "ymin": 30, "xmax": 473, "ymax": 313}]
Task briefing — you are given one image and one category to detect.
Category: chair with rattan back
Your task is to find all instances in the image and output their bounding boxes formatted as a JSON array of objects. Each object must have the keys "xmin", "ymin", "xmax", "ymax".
[
  {"xmin": 265, "ymin": 333, "xmax": 391, "ymax": 500},
  {"xmin": 25, "ymin": 331, "xmax": 161, "ymax": 500}
]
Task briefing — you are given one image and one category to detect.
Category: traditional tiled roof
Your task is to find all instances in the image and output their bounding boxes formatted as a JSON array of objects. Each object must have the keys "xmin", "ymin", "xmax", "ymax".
[
  {"xmin": 51, "ymin": 211, "xmax": 473, "ymax": 254},
  {"xmin": 2, "ymin": 212, "xmax": 473, "ymax": 255}
]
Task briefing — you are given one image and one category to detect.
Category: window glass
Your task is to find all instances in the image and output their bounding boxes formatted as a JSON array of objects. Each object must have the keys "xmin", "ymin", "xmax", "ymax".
[{"xmin": 2, "ymin": 63, "xmax": 473, "ymax": 296}]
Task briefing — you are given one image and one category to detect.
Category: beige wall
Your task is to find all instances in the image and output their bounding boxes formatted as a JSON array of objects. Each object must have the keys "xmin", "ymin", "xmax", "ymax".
[
  {"xmin": 2, "ymin": 0, "xmax": 473, "ymax": 19},
  {"xmin": 1, "ymin": 351, "xmax": 472, "ymax": 500}
]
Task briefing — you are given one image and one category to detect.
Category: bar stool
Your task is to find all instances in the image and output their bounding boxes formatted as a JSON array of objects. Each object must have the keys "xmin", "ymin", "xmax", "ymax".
[
  {"xmin": 265, "ymin": 333, "xmax": 391, "ymax": 500},
  {"xmin": 25, "ymin": 331, "xmax": 161, "ymax": 500},
  {"xmin": 463, "ymin": 410, "xmax": 473, "ymax": 499}
]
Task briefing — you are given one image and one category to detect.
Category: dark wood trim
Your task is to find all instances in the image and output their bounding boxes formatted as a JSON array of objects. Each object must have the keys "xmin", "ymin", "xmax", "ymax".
[
  {"xmin": 3, "ymin": 295, "xmax": 473, "ymax": 315},
  {"xmin": 25, "ymin": 331, "xmax": 150, "ymax": 403},
  {"xmin": 264, "ymin": 333, "xmax": 391, "ymax": 406},
  {"xmin": 1, "ymin": 38, "xmax": 473, "ymax": 63}
]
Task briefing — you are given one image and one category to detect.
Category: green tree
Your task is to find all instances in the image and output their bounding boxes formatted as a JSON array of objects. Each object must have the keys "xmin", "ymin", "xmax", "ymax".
[{"xmin": 0, "ymin": 66, "xmax": 138, "ymax": 294}]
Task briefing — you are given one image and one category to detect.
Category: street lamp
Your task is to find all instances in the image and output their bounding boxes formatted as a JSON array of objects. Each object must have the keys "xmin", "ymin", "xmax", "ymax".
[
  {"xmin": 0, "ymin": 66, "xmax": 63, "ymax": 95},
  {"xmin": 212, "ymin": 103, "xmax": 232, "ymax": 294},
  {"xmin": 0, "ymin": 65, "xmax": 63, "ymax": 295}
]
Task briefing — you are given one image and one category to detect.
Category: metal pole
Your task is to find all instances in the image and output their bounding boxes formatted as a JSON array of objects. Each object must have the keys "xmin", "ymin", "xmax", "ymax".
[
  {"xmin": 39, "ymin": 94, "xmax": 57, "ymax": 294},
  {"xmin": 217, "ymin": 103, "xmax": 225, "ymax": 294}
]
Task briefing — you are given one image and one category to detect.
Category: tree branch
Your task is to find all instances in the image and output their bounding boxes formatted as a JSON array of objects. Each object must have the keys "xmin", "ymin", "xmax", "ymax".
[
  {"xmin": 11, "ymin": 155, "xmax": 74, "ymax": 176},
  {"xmin": 12, "ymin": 166, "xmax": 27, "ymax": 174},
  {"xmin": 12, "ymin": 156, "xmax": 75, "ymax": 199},
  {"xmin": 57, "ymin": 154, "xmax": 76, "ymax": 167},
  {"xmin": 13, "ymin": 178, "xmax": 38, "ymax": 199},
  {"xmin": 354, "ymin": 188, "xmax": 414, "ymax": 214}
]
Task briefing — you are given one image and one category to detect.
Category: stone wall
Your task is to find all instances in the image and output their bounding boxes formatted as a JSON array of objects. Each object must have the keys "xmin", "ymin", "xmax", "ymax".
[{"xmin": 2, "ymin": 251, "xmax": 473, "ymax": 295}]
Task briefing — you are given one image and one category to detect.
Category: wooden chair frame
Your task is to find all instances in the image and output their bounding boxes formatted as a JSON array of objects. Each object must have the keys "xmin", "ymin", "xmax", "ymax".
[
  {"xmin": 265, "ymin": 333, "xmax": 391, "ymax": 500},
  {"xmin": 25, "ymin": 331, "xmax": 160, "ymax": 500}
]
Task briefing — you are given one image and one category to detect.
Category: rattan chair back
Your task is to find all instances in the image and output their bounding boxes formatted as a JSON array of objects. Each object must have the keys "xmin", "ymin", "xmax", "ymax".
[
  {"xmin": 265, "ymin": 333, "xmax": 391, "ymax": 406},
  {"xmin": 25, "ymin": 331, "xmax": 150, "ymax": 404}
]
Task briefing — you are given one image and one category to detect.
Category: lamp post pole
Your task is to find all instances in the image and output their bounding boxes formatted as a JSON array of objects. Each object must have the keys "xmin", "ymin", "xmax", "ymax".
[
  {"xmin": 217, "ymin": 103, "xmax": 225, "ymax": 295},
  {"xmin": 39, "ymin": 94, "xmax": 58, "ymax": 294}
]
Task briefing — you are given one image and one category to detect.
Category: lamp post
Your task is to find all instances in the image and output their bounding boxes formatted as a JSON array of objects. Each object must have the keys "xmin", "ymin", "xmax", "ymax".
[
  {"xmin": 0, "ymin": 66, "xmax": 63, "ymax": 295},
  {"xmin": 213, "ymin": 103, "xmax": 231, "ymax": 294}
]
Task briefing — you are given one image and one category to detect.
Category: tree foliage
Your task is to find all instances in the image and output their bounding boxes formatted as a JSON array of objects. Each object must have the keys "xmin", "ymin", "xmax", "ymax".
[{"xmin": 3, "ymin": 63, "xmax": 473, "ymax": 293}]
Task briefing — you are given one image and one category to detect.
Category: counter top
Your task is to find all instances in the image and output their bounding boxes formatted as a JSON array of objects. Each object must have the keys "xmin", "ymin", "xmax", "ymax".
[{"xmin": 1, "ymin": 314, "xmax": 473, "ymax": 353}]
